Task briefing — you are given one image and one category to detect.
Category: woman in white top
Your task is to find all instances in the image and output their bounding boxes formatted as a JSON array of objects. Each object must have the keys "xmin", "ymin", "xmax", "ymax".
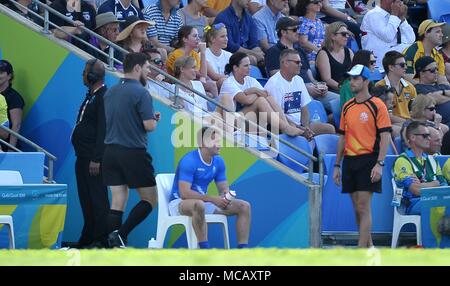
[
  {"xmin": 173, "ymin": 56, "xmax": 209, "ymax": 115},
  {"xmin": 174, "ymin": 56, "xmax": 235, "ymax": 129},
  {"xmin": 205, "ymin": 23, "xmax": 232, "ymax": 90},
  {"xmin": 220, "ymin": 52, "xmax": 304, "ymax": 136}
]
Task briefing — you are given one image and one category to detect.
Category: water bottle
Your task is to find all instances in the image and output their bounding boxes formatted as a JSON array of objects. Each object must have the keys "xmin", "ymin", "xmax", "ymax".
[
  {"xmin": 148, "ymin": 237, "xmax": 159, "ymax": 249},
  {"xmin": 224, "ymin": 190, "xmax": 236, "ymax": 202},
  {"xmin": 311, "ymin": 110, "xmax": 321, "ymax": 123}
]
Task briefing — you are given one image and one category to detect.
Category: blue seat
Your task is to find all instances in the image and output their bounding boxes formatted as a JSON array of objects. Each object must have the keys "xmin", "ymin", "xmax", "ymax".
[
  {"xmin": 256, "ymin": 78, "xmax": 268, "ymax": 87},
  {"xmin": 277, "ymin": 134, "xmax": 312, "ymax": 173},
  {"xmin": 428, "ymin": 0, "xmax": 450, "ymax": 22},
  {"xmin": 370, "ymin": 68, "xmax": 383, "ymax": 82},
  {"xmin": 329, "ymin": 98, "xmax": 341, "ymax": 128},
  {"xmin": 250, "ymin": 65, "xmax": 263, "ymax": 78},
  {"xmin": 394, "ymin": 136, "xmax": 403, "ymax": 154},
  {"xmin": 314, "ymin": 134, "xmax": 339, "ymax": 155},
  {"xmin": 387, "ymin": 142, "xmax": 396, "ymax": 155},
  {"xmin": 347, "ymin": 36, "xmax": 359, "ymax": 53},
  {"xmin": 307, "ymin": 100, "xmax": 328, "ymax": 124}
]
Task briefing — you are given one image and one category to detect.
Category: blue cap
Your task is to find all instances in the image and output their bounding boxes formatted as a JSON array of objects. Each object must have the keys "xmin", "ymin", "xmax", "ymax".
[{"xmin": 347, "ymin": 64, "xmax": 371, "ymax": 80}]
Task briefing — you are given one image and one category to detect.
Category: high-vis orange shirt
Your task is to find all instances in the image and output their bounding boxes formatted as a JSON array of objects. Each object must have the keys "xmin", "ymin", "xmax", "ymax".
[
  {"xmin": 339, "ymin": 96, "xmax": 392, "ymax": 156},
  {"xmin": 206, "ymin": 0, "xmax": 231, "ymax": 13}
]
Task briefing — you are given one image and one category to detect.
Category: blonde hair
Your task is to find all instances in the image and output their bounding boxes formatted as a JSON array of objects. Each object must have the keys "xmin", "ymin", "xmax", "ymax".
[
  {"xmin": 205, "ymin": 25, "xmax": 226, "ymax": 47},
  {"xmin": 322, "ymin": 22, "xmax": 348, "ymax": 52},
  {"xmin": 173, "ymin": 56, "xmax": 196, "ymax": 78},
  {"xmin": 411, "ymin": 95, "xmax": 436, "ymax": 119}
]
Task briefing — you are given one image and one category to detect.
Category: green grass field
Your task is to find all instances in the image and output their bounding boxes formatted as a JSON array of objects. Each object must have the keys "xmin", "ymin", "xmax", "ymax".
[{"xmin": 2, "ymin": 248, "xmax": 450, "ymax": 266}]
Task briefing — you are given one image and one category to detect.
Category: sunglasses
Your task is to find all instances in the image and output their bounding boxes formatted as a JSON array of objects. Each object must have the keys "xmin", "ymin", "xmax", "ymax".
[
  {"xmin": 336, "ymin": 32, "xmax": 350, "ymax": 38},
  {"xmin": 287, "ymin": 59, "xmax": 301, "ymax": 65},
  {"xmin": 204, "ymin": 23, "xmax": 226, "ymax": 33},
  {"xmin": 151, "ymin": 58, "xmax": 163, "ymax": 65},
  {"xmin": 422, "ymin": 68, "xmax": 437, "ymax": 74},
  {"xmin": 370, "ymin": 60, "xmax": 376, "ymax": 65},
  {"xmin": 285, "ymin": 27, "xmax": 298, "ymax": 32},
  {"xmin": 426, "ymin": 106, "xmax": 436, "ymax": 111},
  {"xmin": 394, "ymin": 63, "xmax": 406, "ymax": 68},
  {"xmin": 414, "ymin": 133, "xmax": 431, "ymax": 139}
]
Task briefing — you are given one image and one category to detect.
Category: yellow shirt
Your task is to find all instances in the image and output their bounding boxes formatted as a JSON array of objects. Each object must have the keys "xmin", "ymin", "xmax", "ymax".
[
  {"xmin": 375, "ymin": 77, "xmax": 416, "ymax": 119},
  {"xmin": 166, "ymin": 48, "xmax": 201, "ymax": 76},
  {"xmin": 206, "ymin": 0, "xmax": 231, "ymax": 13},
  {"xmin": 403, "ymin": 41, "xmax": 446, "ymax": 77},
  {"xmin": 0, "ymin": 94, "xmax": 8, "ymax": 125},
  {"xmin": 444, "ymin": 158, "xmax": 450, "ymax": 184}
]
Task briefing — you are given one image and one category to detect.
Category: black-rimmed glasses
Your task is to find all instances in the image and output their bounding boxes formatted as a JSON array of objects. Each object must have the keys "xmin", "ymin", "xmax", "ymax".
[
  {"xmin": 287, "ymin": 59, "xmax": 301, "ymax": 65},
  {"xmin": 423, "ymin": 68, "xmax": 437, "ymax": 74},
  {"xmin": 335, "ymin": 32, "xmax": 350, "ymax": 38},
  {"xmin": 414, "ymin": 133, "xmax": 431, "ymax": 139}
]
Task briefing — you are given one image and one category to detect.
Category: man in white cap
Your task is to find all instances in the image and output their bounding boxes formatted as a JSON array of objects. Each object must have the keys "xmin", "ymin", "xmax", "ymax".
[
  {"xmin": 333, "ymin": 64, "xmax": 392, "ymax": 248},
  {"xmin": 403, "ymin": 19, "xmax": 448, "ymax": 85}
]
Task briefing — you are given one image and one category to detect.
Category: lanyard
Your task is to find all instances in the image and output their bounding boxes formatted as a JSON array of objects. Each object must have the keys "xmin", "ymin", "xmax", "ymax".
[{"xmin": 78, "ymin": 85, "xmax": 104, "ymax": 123}]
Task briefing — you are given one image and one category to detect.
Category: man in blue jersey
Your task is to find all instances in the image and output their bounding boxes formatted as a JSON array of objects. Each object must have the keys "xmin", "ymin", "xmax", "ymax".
[{"xmin": 169, "ymin": 126, "xmax": 251, "ymax": 249}]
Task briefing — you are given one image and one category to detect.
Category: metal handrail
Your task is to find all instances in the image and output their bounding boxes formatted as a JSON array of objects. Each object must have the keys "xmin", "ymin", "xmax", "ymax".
[{"xmin": 0, "ymin": 125, "xmax": 57, "ymax": 182}]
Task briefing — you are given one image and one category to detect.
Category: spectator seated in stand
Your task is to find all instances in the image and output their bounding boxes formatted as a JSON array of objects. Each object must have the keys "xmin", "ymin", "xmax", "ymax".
[
  {"xmin": 166, "ymin": 26, "xmax": 219, "ymax": 103},
  {"xmin": 0, "ymin": 60, "xmax": 25, "ymax": 151},
  {"xmin": 252, "ymin": 0, "xmax": 286, "ymax": 52},
  {"xmin": 413, "ymin": 56, "xmax": 450, "ymax": 129},
  {"xmin": 403, "ymin": 20, "xmax": 448, "ymax": 85},
  {"xmin": 177, "ymin": 0, "xmax": 211, "ymax": 41},
  {"xmin": 316, "ymin": 21, "xmax": 353, "ymax": 93},
  {"xmin": 294, "ymin": 0, "xmax": 325, "ymax": 64},
  {"xmin": 97, "ymin": 0, "xmax": 143, "ymax": 30},
  {"xmin": 361, "ymin": 0, "xmax": 415, "ymax": 73},
  {"xmin": 219, "ymin": 52, "xmax": 305, "ymax": 137},
  {"xmin": 267, "ymin": 17, "xmax": 339, "ymax": 115},
  {"xmin": 90, "ymin": 12, "xmax": 122, "ymax": 68},
  {"xmin": 49, "ymin": 0, "xmax": 96, "ymax": 50},
  {"xmin": 213, "ymin": 0, "xmax": 265, "ymax": 68},
  {"xmin": 375, "ymin": 51, "xmax": 416, "ymax": 136},
  {"xmin": 410, "ymin": 95, "xmax": 449, "ymax": 136},
  {"xmin": 116, "ymin": 16, "xmax": 155, "ymax": 63},
  {"xmin": 143, "ymin": 0, "xmax": 184, "ymax": 53},
  {"xmin": 204, "ymin": 23, "xmax": 232, "ymax": 91},
  {"xmin": 143, "ymin": 48, "xmax": 175, "ymax": 99},
  {"xmin": 265, "ymin": 49, "xmax": 335, "ymax": 138}
]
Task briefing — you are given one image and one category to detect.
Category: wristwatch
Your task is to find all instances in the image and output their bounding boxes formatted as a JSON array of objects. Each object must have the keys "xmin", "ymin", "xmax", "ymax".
[{"xmin": 377, "ymin": 160, "xmax": 385, "ymax": 167}]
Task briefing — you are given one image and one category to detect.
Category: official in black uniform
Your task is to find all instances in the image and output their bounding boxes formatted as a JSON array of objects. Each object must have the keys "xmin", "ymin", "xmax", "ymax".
[{"xmin": 71, "ymin": 59, "xmax": 110, "ymax": 248}]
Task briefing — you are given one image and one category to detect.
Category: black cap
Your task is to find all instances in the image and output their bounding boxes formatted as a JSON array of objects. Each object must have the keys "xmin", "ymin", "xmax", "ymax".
[
  {"xmin": 276, "ymin": 16, "xmax": 299, "ymax": 31},
  {"xmin": 0, "ymin": 60, "xmax": 13, "ymax": 75},
  {"xmin": 414, "ymin": 56, "xmax": 435, "ymax": 78}
]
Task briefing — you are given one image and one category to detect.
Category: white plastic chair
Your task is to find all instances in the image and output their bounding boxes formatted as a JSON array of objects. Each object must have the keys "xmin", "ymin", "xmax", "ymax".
[
  {"xmin": 0, "ymin": 170, "xmax": 20, "ymax": 249},
  {"xmin": 391, "ymin": 178, "xmax": 422, "ymax": 248},
  {"xmin": 155, "ymin": 173, "xmax": 230, "ymax": 249},
  {"xmin": 0, "ymin": 170, "xmax": 23, "ymax": 185},
  {"xmin": 0, "ymin": 215, "xmax": 15, "ymax": 249}
]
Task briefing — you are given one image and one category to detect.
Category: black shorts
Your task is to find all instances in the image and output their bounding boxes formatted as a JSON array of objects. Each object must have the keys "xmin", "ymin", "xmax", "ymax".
[
  {"xmin": 102, "ymin": 144, "xmax": 156, "ymax": 188},
  {"xmin": 341, "ymin": 153, "xmax": 381, "ymax": 194}
]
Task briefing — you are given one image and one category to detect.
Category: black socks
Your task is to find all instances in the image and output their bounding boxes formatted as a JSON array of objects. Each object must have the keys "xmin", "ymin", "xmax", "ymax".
[{"xmin": 118, "ymin": 201, "xmax": 153, "ymax": 239}]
